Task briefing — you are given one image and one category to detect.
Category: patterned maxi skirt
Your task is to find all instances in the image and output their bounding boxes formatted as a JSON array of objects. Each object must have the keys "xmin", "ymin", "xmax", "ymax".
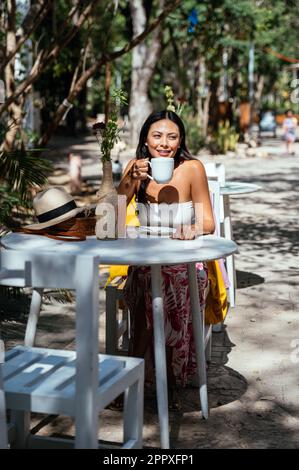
[{"xmin": 123, "ymin": 262, "xmax": 208, "ymax": 387}]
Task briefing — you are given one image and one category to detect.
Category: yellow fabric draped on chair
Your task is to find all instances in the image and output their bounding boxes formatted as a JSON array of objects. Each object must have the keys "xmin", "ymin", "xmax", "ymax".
[{"xmin": 205, "ymin": 260, "xmax": 228, "ymax": 324}]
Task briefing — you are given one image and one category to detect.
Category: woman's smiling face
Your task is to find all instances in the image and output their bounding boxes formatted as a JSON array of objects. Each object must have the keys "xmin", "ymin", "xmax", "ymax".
[{"xmin": 146, "ymin": 119, "xmax": 180, "ymax": 158}]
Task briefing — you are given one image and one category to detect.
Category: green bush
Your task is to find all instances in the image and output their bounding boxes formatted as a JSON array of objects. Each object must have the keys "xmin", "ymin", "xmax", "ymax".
[
  {"xmin": 184, "ymin": 115, "xmax": 205, "ymax": 155},
  {"xmin": 211, "ymin": 120, "xmax": 239, "ymax": 154},
  {"xmin": 164, "ymin": 87, "xmax": 205, "ymax": 155}
]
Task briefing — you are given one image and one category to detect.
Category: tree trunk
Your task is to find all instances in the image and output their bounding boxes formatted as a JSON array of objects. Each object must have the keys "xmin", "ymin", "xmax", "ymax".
[
  {"xmin": 38, "ymin": 0, "xmax": 181, "ymax": 147},
  {"xmin": 39, "ymin": 0, "xmax": 179, "ymax": 147},
  {"xmin": 194, "ymin": 55, "xmax": 210, "ymax": 139},
  {"xmin": 253, "ymin": 74, "xmax": 265, "ymax": 121},
  {"xmin": 208, "ymin": 75, "xmax": 220, "ymax": 131},
  {"xmin": 0, "ymin": 0, "xmax": 52, "ymax": 76},
  {"xmin": 0, "ymin": 0, "xmax": 100, "ymax": 118},
  {"xmin": 2, "ymin": 0, "xmax": 22, "ymax": 152},
  {"xmin": 202, "ymin": 90, "xmax": 211, "ymax": 138},
  {"xmin": 129, "ymin": 0, "xmax": 164, "ymax": 147}
]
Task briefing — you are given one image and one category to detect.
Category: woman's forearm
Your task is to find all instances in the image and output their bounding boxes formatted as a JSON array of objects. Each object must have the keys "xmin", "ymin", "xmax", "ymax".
[
  {"xmin": 117, "ymin": 168, "xmax": 137, "ymax": 205},
  {"xmin": 203, "ymin": 218, "xmax": 215, "ymax": 235},
  {"xmin": 193, "ymin": 220, "xmax": 215, "ymax": 236}
]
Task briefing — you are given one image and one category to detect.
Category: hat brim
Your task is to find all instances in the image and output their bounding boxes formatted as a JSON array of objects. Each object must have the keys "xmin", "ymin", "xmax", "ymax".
[{"xmin": 24, "ymin": 206, "xmax": 86, "ymax": 230}]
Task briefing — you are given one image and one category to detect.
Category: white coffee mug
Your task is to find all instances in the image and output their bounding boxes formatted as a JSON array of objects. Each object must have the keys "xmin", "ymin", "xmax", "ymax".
[{"xmin": 147, "ymin": 157, "xmax": 174, "ymax": 184}]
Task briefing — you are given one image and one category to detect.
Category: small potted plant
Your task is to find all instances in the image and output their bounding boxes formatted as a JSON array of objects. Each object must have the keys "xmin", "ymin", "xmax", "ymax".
[{"xmin": 92, "ymin": 89, "xmax": 127, "ymax": 239}]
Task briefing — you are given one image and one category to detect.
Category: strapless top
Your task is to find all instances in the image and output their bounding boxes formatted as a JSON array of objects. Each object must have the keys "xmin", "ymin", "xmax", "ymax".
[{"xmin": 137, "ymin": 201, "xmax": 195, "ymax": 228}]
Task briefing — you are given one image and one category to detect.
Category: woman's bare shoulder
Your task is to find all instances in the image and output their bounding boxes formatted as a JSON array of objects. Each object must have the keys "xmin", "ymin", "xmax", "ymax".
[{"xmin": 182, "ymin": 158, "xmax": 205, "ymax": 173}]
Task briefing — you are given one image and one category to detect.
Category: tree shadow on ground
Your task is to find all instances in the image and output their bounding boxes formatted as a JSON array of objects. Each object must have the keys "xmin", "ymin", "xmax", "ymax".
[
  {"xmin": 230, "ymin": 170, "xmax": 299, "ymax": 192},
  {"xmin": 237, "ymin": 270, "xmax": 265, "ymax": 289},
  {"xmin": 233, "ymin": 219, "xmax": 298, "ymax": 257},
  {"xmin": 140, "ymin": 325, "xmax": 247, "ymax": 416},
  {"xmin": 166, "ymin": 325, "xmax": 248, "ymax": 447}
]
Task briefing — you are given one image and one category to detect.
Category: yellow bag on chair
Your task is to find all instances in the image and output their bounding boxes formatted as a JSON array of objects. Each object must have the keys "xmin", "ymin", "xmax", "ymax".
[
  {"xmin": 106, "ymin": 196, "xmax": 140, "ymax": 285},
  {"xmin": 205, "ymin": 260, "xmax": 228, "ymax": 324}
]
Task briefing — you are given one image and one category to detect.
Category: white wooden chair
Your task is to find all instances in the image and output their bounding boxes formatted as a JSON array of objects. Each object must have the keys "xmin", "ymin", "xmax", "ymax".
[
  {"xmin": 0, "ymin": 362, "xmax": 8, "ymax": 449},
  {"xmin": 207, "ymin": 178, "xmax": 227, "ymax": 333},
  {"xmin": 0, "ymin": 268, "xmax": 9, "ymax": 449},
  {"xmin": 0, "ymin": 270, "xmax": 8, "ymax": 449},
  {"xmin": 208, "ymin": 179, "xmax": 221, "ymax": 237},
  {"xmin": 204, "ymin": 162, "xmax": 225, "ymax": 230},
  {"xmin": 0, "ymin": 250, "xmax": 144, "ymax": 449},
  {"xmin": 204, "ymin": 162, "xmax": 226, "ymax": 185},
  {"xmin": 204, "ymin": 163, "xmax": 236, "ymax": 308}
]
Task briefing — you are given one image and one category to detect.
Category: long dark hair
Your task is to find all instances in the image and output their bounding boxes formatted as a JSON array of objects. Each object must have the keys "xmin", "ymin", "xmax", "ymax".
[{"xmin": 136, "ymin": 110, "xmax": 193, "ymax": 202}]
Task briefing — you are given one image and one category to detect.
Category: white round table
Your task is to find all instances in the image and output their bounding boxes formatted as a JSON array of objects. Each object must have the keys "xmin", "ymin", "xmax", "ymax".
[
  {"xmin": 220, "ymin": 181, "xmax": 261, "ymax": 196},
  {"xmin": 1, "ymin": 231, "xmax": 238, "ymax": 449}
]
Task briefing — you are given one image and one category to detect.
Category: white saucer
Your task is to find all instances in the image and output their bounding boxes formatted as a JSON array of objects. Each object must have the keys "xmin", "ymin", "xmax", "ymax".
[{"xmin": 138, "ymin": 226, "xmax": 176, "ymax": 237}]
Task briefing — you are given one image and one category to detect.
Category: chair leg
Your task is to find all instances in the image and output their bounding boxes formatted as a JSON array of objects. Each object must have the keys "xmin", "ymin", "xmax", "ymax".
[
  {"xmin": 105, "ymin": 286, "xmax": 118, "ymax": 355},
  {"xmin": 10, "ymin": 410, "xmax": 30, "ymax": 448},
  {"xmin": 0, "ymin": 366, "xmax": 8, "ymax": 449},
  {"xmin": 123, "ymin": 366, "xmax": 144, "ymax": 449},
  {"xmin": 205, "ymin": 333, "xmax": 212, "ymax": 363},
  {"xmin": 212, "ymin": 322, "xmax": 223, "ymax": 333},
  {"xmin": 120, "ymin": 306, "xmax": 129, "ymax": 352},
  {"xmin": 24, "ymin": 288, "xmax": 43, "ymax": 347},
  {"xmin": 226, "ymin": 254, "xmax": 236, "ymax": 307}
]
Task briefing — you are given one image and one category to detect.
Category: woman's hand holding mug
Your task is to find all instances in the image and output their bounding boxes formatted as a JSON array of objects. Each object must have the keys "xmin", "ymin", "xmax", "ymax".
[
  {"xmin": 131, "ymin": 157, "xmax": 174, "ymax": 184},
  {"xmin": 130, "ymin": 159, "xmax": 150, "ymax": 180}
]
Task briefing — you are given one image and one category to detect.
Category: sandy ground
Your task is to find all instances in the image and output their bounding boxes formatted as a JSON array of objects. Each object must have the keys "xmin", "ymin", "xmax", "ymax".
[{"xmin": 1, "ymin": 128, "xmax": 299, "ymax": 449}]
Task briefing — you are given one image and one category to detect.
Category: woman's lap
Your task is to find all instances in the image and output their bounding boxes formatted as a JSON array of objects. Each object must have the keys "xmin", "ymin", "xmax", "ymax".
[{"xmin": 124, "ymin": 263, "xmax": 208, "ymax": 386}]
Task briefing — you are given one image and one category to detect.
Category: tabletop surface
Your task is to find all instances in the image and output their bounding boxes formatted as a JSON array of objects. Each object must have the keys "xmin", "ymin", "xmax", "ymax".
[
  {"xmin": 220, "ymin": 181, "xmax": 261, "ymax": 196},
  {"xmin": 1, "ymin": 230, "xmax": 238, "ymax": 265}
]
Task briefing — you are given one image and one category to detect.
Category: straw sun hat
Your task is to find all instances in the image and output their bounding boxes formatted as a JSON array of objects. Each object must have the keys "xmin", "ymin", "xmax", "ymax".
[{"xmin": 25, "ymin": 186, "xmax": 86, "ymax": 230}]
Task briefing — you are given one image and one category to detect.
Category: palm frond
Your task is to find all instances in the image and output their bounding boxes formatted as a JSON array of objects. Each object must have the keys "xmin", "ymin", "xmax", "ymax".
[
  {"xmin": 0, "ymin": 150, "xmax": 52, "ymax": 203},
  {"xmin": 0, "ymin": 182, "xmax": 27, "ymax": 223},
  {"xmin": 42, "ymin": 289, "xmax": 75, "ymax": 304}
]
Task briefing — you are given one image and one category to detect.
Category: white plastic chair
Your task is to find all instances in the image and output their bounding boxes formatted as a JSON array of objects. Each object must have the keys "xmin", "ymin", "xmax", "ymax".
[
  {"xmin": 208, "ymin": 179, "xmax": 221, "ymax": 236},
  {"xmin": 0, "ymin": 363, "xmax": 8, "ymax": 449},
  {"xmin": 204, "ymin": 162, "xmax": 225, "ymax": 222},
  {"xmin": 0, "ymin": 249, "xmax": 144, "ymax": 449},
  {"xmin": 0, "ymin": 269, "xmax": 8, "ymax": 449},
  {"xmin": 204, "ymin": 162, "xmax": 236, "ymax": 309},
  {"xmin": 204, "ymin": 162, "xmax": 226, "ymax": 186},
  {"xmin": 207, "ymin": 179, "xmax": 226, "ymax": 332}
]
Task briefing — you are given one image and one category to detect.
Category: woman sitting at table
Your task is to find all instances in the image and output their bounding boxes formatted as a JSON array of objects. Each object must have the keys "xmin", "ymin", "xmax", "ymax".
[{"xmin": 117, "ymin": 110, "xmax": 215, "ymax": 410}]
